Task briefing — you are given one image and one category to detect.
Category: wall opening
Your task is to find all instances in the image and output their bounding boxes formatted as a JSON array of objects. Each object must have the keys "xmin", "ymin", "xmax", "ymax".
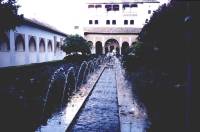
[
  {"xmin": 0, "ymin": 33, "xmax": 10, "ymax": 52},
  {"xmin": 56, "ymin": 42, "xmax": 60, "ymax": 53},
  {"xmin": 105, "ymin": 39, "xmax": 120, "ymax": 55},
  {"xmin": 48, "ymin": 40, "xmax": 53, "ymax": 52},
  {"xmin": 29, "ymin": 36, "xmax": 36, "ymax": 52},
  {"xmin": 88, "ymin": 41, "xmax": 93, "ymax": 48},
  {"xmin": 121, "ymin": 41, "xmax": 129, "ymax": 55},
  {"xmin": 39, "ymin": 38, "xmax": 45, "ymax": 52},
  {"xmin": 105, "ymin": 47, "xmax": 109, "ymax": 54},
  {"xmin": 95, "ymin": 41, "xmax": 103, "ymax": 55},
  {"xmin": 15, "ymin": 34, "xmax": 25, "ymax": 52}
]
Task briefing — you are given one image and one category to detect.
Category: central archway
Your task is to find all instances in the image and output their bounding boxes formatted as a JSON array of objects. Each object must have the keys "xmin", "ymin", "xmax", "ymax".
[{"xmin": 105, "ymin": 39, "xmax": 120, "ymax": 55}]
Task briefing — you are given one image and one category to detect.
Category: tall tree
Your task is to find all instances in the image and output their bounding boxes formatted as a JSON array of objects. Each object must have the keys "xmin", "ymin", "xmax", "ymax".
[
  {"xmin": 137, "ymin": 0, "xmax": 198, "ymax": 65},
  {"xmin": 61, "ymin": 35, "xmax": 92, "ymax": 55},
  {"xmin": 0, "ymin": 0, "xmax": 23, "ymax": 36}
]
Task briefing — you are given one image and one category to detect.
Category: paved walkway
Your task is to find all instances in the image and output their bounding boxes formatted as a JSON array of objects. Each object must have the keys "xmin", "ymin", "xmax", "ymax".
[
  {"xmin": 70, "ymin": 66, "xmax": 120, "ymax": 132},
  {"xmin": 115, "ymin": 58, "xmax": 149, "ymax": 132}
]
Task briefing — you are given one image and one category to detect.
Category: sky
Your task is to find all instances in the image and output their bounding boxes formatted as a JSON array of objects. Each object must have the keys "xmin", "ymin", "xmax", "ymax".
[
  {"xmin": 17, "ymin": 0, "xmax": 85, "ymax": 34},
  {"xmin": 17, "ymin": 0, "xmax": 169, "ymax": 35}
]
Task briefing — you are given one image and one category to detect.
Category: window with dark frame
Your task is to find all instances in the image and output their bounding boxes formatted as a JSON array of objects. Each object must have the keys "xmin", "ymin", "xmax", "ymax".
[
  {"xmin": 106, "ymin": 20, "xmax": 110, "ymax": 25},
  {"xmin": 130, "ymin": 4, "xmax": 138, "ymax": 8},
  {"xmin": 95, "ymin": 20, "xmax": 98, "ymax": 24},
  {"xmin": 148, "ymin": 10, "xmax": 151, "ymax": 14},
  {"xmin": 105, "ymin": 4, "xmax": 112, "ymax": 11},
  {"xmin": 130, "ymin": 20, "xmax": 134, "ymax": 25},
  {"xmin": 112, "ymin": 20, "xmax": 116, "ymax": 25},
  {"xmin": 89, "ymin": 20, "xmax": 93, "ymax": 24},
  {"xmin": 124, "ymin": 20, "xmax": 128, "ymax": 25},
  {"xmin": 123, "ymin": 4, "xmax": 130, "ymax": 9},
  {"xmin": 95, "ymin": 4, "xmax": 102, "ymax": 8},
  {"xmin": 88, "ymin": 5, "xmax": 94, "ymax": 8},
  {"xmin": 113, "ymin": 4, "xmax": 119, "ymax": 11}
]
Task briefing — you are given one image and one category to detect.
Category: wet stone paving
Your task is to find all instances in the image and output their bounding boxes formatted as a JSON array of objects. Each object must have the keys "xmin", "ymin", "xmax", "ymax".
[{"xmin": 70, "ymin": 67, "xmax": 120, "ymax": 132}]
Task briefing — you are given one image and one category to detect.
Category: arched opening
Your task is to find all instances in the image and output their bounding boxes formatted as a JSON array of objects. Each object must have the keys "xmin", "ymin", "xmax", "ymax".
[
  {"xmin": 15, "ymin": 34, "xmax": 25, "ymax": 52},
  {"xmin": 88, "ymin": 41, "xmax": 93, "ymax": 48},
  {"xmin": 110, "ymin": 45, "xmax": 114, "ymax": 52},
  {"xmin": 0, "ymin": 33, "xmax": 10, "ymax": 52},
  {"xmin": 39, "ymin": 39, "xmax": 45, "ymax": 52},
  {"xmin": 56, "ymin": 42, "xmax": 60, "ymax": 52},
  {"xmin": 105, "ymin": 39, "xmax": 120, "ymax": 55},
  {"xmin": 88, "ymin": 41, "xmax": 93, "ymax": 53},
  {"xmin": 48, "ymin": 40, "xmax": 53, "ymax": 52},
  {"xmin": 105, "ymin": 47, "xmax": 109, "ymax": 54},
  {"xmin": 29, "ymin": 36, "xmax": 36, "ymax": 52},
  {"xmin": 121, "ymin": 41, "xmax": 129, "ymax": 55},
  {"xmin": 95, "ymin": 41, "xmax": 103, "ymax": 54},
  {"xmin": 116, "ymin": 47, "xmax": 120, "ymax": 55}
]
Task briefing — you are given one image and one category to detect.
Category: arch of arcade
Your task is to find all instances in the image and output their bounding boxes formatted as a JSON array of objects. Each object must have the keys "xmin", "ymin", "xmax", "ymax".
[{"xmin": 84, "ymin": 27, "xmax": 140, "ymax": 54}]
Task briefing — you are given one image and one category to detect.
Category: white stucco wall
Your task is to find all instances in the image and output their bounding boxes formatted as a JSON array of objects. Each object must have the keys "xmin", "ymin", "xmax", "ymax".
[
  {"xmin": 0, "ymin": 25, "xmax": 66, "ymax": 68},
  {"xmin": 0, "ymin": 52, "xmax": 11, "ymax": 67},
  {"xmin": 83, "ymin": 1, "xmax": 160, "ymax": 54},
  {"xmin": 85, "ymin": 2, "xmax": 160, "ymax": 28}
]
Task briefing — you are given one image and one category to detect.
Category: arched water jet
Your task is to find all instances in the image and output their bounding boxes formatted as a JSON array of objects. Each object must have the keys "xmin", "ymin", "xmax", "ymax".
[
  {"xmin": 81, "ymin": 60, "xmax": 95, "ymax": 84},
  {"xmin": 94, "ymin": 58, "xmax": 100, "ymax": 69},
  {"xmin": 76, "ymin": 61, "xmax": 88, "ymax": 90},
  {"xmin": 42, "ymin": 67, "xmax": 66, "ymax": 113},
  {"xmin": 92, "ymin": 59, "xmax": 97, "ymax": 70},
  {"xmin": 99, "ymin": 57, "xmax": 103, "ymax": 65},
  {"xmin": 87, "ymin": 60, "xmax": 95, "ymax": 73},
  {"xmin": 98, "ymin": 58, "xmax": 102, "ymax": 66},
  {"xmin": 61, "ymin": 67, "xmax": 76, "ymax": 108},
  {"xmin": 103, "ymin": 57, "xmax": 107, "ymax": 63}
]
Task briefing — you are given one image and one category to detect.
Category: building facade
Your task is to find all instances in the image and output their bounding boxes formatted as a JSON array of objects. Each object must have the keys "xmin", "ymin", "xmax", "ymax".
[
  {"xmin": 0, "ymin": 18, "xmax": 67, "ymax": 68},
  {"xmin": 84, "ymin": 0, "xmax": 160, "ymax": 54}
]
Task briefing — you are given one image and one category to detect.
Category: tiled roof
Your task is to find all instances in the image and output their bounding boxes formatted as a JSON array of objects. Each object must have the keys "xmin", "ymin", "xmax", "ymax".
[
  {"xmin": 23, "ymin": 18, "xmax": 68, "ymax": 37},
  {"xmin": 86, "ymin": 0, "xmax": 160, "ymax": 4},
  {"xmin": 84, "ymin": 27, "xmax": 142, "ymax": 34}
]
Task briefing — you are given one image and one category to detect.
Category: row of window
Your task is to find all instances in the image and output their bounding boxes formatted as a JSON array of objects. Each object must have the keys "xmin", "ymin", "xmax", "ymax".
[
  {"xmin": 89, "ymin": 20, "xmax": 99, "ymax": 25},
  {"xmin": 89, "ymin": 20, "xmax": 134, "ymax": 25},
  {"xmin": 88, "ymin": 4, "xmax": 138, "ymax": 11},
  {"xmin": 88, "ymin": 4, "xmax": 152, "ymax": 14},
  {"xmin": 124, "ymin": 20, "xmax": 134, "ymax": 25},
  {"xmin": 0, "ymin": 33, "xmax": 60, "ymax": 52}
]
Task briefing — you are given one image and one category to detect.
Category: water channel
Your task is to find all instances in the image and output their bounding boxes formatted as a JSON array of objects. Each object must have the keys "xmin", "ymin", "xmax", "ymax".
[{"xmin": 70, "ymin": 67, "xmax": 120, "ymax": 132}]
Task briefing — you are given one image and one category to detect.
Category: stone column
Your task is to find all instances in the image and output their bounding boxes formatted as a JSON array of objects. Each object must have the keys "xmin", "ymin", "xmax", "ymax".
[
  {"xmin": 25, "ymin": 34, "xmax": 29, "ymax": 64},
  {"xmin": 93, "ymin": 37, "xmax": 96, "ymax": 54},
  {"xmin": 119, "ymin": 37, "xmax": 123, "ymax": 54},
  {"xmin": 129, "ymin": 36, "xmax": 132, "ymax": 46},
  {"xmin": 44, "ymin": 38, "xmax": 48, "ymax": 61},
  {"xmin": 54, "ymin": 36, "xmax": 57, "ymax": 60},
  {"xmin": 36, "ymin": 37, "xmax": 40, "ymax": 63},
  {"xmin": 9, "ymin": 30, "xmax": 15, "ymax": 66},
  {"xmin": 102, "ymin": 36, "xmax": 105, "ymax": 54}
]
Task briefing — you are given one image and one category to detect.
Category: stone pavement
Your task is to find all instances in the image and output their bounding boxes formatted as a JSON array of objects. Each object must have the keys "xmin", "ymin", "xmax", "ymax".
[{"xmin": 115, "ymin": 57, "xmax": 149, "ymax": 132}]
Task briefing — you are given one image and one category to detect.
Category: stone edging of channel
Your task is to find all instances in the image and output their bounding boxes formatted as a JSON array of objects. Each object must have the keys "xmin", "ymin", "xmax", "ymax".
[{"xmin": 65, "ymin": 65, "xmax": 106, "ymax": 131}]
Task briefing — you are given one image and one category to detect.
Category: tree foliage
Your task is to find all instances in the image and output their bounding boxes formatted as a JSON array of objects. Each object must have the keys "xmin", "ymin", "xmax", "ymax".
[
  {"xmin": 0, "ymin": 0, "xmax": 23, "ymax": 36},
  {"xmin": 61, "ymin": 34, "xmax": 92, "ymax": 55},
  {"xmin": 128, "ymin": 1, "xmax": 198, "ymax": 66},
  {"xmin": 124, "ymin": 0, "xmax": 199, "ymax": 74}
]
